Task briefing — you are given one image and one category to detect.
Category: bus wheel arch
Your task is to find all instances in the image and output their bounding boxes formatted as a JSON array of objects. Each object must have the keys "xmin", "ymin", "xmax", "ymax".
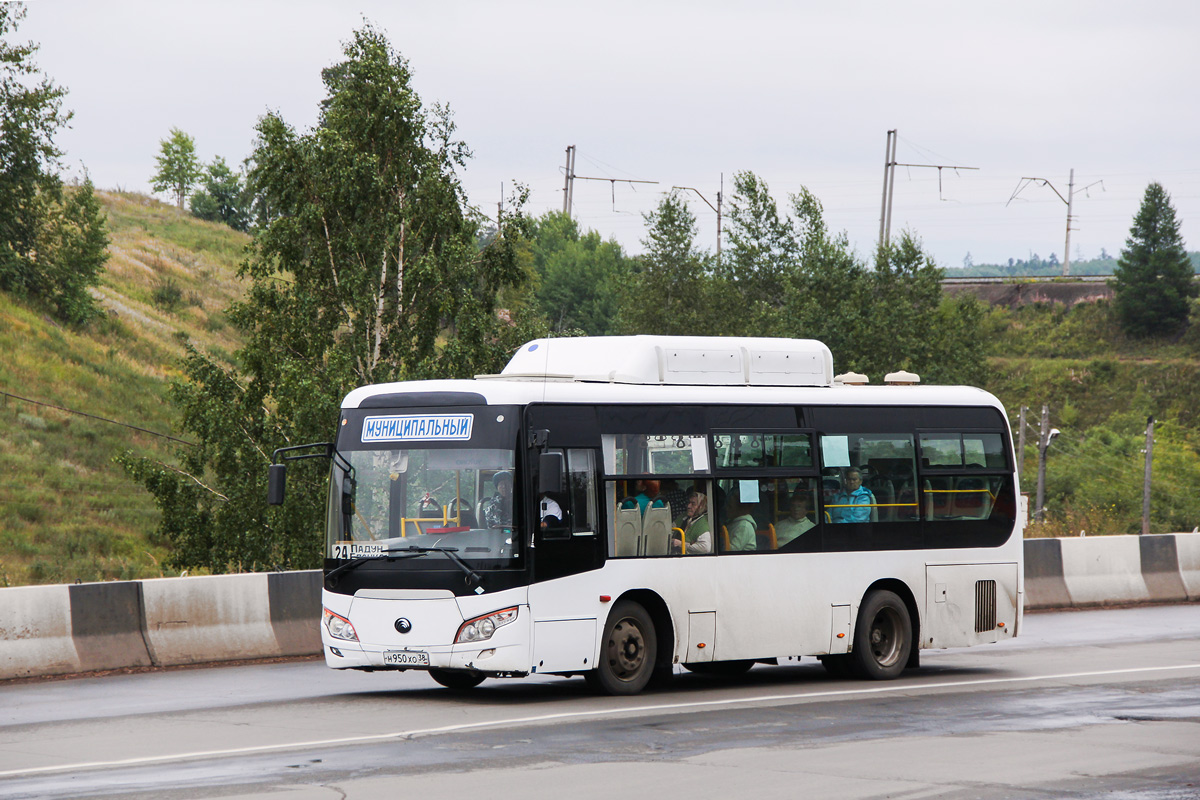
[
  {"xmin": 587, "ymin": 590, "xmax": 673, "ymax": 695},
  {"xmin": 851, "ymin": 580, "xmax": 919, "ymax": 679}
]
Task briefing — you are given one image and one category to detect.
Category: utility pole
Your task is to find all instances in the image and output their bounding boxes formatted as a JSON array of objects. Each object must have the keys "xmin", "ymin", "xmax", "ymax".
[
  {"xmin": 877, "ymin": 129, "xmax": 978, "ymax": 249},
  {"xmin": 673, "ymin": 181, "xmax": 723, "ymax": 257},
  {"xmin": 1034, "ymin": 405, "xmax": 1059, "ymax": 523},
  {"xmin": 1142, "ymin": 416, "xmax": 1154, "ymax": 535},
  {"xmin": 1006, "ymin": 170, "xmax": 1103, "ymax": 276},
  {"xmin": 1016, "ymin": 406, "xmax": 1028, "ymax": 483}
]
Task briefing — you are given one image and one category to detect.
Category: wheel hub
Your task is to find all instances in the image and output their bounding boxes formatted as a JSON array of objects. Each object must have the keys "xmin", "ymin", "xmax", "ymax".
[{"xmin": 610, "ymin": 620, "xmax": 646, "ymax": 677}]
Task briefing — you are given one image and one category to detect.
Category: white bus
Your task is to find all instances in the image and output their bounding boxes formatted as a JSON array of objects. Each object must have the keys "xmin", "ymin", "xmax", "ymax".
[{"xmin": 269, "ymin": 336, "xmax": 1024, "ymax": 694}]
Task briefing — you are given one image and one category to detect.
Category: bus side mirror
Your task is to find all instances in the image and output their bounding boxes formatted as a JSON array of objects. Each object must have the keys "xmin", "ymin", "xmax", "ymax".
[
  {"xmin": 268, "ymin": 464, "xmax": 287, "ymax": 505},
  {"xmin": 538, "ymin": 452, "xmax": 565, "ymax": 494}
]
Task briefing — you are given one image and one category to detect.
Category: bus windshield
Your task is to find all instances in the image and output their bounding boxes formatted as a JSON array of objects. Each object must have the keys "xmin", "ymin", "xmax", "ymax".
[{"xmin": 325, "ymin": 445, "xmax": 518, "ymax": 566}]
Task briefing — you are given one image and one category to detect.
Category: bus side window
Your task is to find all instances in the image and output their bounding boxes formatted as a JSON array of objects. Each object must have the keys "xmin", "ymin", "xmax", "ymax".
[{"xmin": 565, "ymin": 449, "xmax": 597, "ymax": 536}]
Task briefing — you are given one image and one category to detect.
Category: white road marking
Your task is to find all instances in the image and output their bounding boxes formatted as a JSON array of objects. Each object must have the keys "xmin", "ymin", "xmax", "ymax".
[{"xmin": 3, "ymin": 662, "xmax": 1198, "ymax": 779}]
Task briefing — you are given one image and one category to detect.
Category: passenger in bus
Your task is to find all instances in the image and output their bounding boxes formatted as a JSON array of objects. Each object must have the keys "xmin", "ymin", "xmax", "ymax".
[
  {"xmin": 480, "ymin": 470, "xmax": 513, "ymax": 528},
  {"xmin": 632, "ymin": 479, "xmax": 665, "ymax": 515},
  {"xmin": 829, "ymin": 468, "xmax": 876, "ymax": 523},
  {"xmin": 672, "ymin": 489, "xmax": 712, "ymax": 554},
  {"xmin": 539, "ymin": 492, "xmax": 564, "ymax": 527},
  {"xmin": 775, "ymin": 490, "xmax": 816, "ymax": 545},
  {"xmin": 724, "ymin": 484, "xmax": 758, "ymax": 551}
]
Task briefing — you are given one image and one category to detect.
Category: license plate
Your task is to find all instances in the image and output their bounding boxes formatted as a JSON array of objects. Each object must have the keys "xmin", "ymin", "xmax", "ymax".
[{"xmin": 383, "ymin": 650, "xmax": 430, "ymax": 667}]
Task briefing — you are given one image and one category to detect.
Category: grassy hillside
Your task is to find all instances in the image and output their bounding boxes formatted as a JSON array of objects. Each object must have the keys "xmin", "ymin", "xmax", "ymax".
[
  {"xmin": 0, "ymin": 192, "xmax": 249, "ymax": 586},
  {"xmin": 982, "ymin": 301, "xmax": 1200, "ymax": 537}
]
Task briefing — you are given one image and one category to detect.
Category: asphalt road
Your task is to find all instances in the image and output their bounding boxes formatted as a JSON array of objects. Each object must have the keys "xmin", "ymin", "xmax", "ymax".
[{"xmin": 2, "ymin": 604, "xmax": 1199, "ymax": 800}]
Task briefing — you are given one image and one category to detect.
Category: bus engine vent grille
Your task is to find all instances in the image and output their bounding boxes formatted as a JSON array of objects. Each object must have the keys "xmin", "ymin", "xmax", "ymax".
[{"xmin": 975, "ymin": 579, "xmax": 997, "ymax": 633}]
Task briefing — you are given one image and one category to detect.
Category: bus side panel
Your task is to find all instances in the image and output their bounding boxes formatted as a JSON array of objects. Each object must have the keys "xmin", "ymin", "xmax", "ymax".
[
  {"xmin": 528, "ymin": 574, "xmax": 605, "ymax": 674},
  {"xmin": 924, "ymin": 562, "xmax": 1019, "ymax": 649},
  {"xmin": 711, "ymin": 551, "xmax": 926, "ymax": 661}
]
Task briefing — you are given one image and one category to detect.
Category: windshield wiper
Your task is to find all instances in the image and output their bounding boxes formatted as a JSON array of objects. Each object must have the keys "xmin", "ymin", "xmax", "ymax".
[
  {"xmin": 324, "ymin": 549, "xmax": 425, "ymax": 588},
  {"xmin": 393, "ymin": 546, "xmax": 485, "ymax": 594}
]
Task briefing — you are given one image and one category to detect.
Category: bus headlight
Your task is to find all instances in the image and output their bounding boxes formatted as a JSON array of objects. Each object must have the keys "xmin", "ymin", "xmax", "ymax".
[
  {"xmin": 323, "ymin": 608, "xmax": 359, "ymax": 642},
  {"xmin": 455, "ymin": 606, "xmax": 518, "ymax": 644}
]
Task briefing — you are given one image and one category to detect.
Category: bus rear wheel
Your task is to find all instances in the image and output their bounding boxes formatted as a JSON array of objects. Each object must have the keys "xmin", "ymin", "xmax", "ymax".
[
  {"xmin": 850, "ymin": 590, "xmax": 912, "ymax": 680},
  {"xmin": 429, "ymin": 668, "xmax": 485, "ymax": 690},
  {"xmin": 589, "ymin": 600, "xmax": 657, "ymax": 695}
]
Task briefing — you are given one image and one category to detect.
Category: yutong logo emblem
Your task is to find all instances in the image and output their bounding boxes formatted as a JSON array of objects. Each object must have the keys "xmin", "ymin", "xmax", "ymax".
[{"xmin": 395, "ymin": 618, "xmax": 412, "ymax": 634}]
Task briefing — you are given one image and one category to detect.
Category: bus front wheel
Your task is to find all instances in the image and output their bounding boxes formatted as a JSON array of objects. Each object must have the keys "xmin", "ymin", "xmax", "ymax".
[
  {"xmin": 850, "ymin": 590, "xmax": 912, "ymax": 680},
  {"xmin": 429, "ymin": 668, "xmax": 485, "ymax": 690},
  {"xmin": 589, "ymin": 600, "xmax": 657, "ymax": 695}
]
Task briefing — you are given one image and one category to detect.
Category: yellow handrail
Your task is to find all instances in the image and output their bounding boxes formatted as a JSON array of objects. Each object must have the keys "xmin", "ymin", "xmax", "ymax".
[{"xmin": 400, "ymin": 505, "xmax": 450, "ymax": 538}]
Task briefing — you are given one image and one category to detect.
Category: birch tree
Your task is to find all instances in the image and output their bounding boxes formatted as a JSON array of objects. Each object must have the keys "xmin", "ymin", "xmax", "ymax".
[
  {"xmin": 122, "ymin": 25, "xmax": 543, "ymax": 572},
  {"xmin": 150, "ymin": 128, "xmax": 201, "ymax": 210}
]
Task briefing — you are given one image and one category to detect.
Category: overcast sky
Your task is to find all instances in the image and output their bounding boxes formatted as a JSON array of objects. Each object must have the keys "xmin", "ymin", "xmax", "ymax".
[{"xmin": 17, "ymin": 0, "xmax": 1200, "ymax": 268}]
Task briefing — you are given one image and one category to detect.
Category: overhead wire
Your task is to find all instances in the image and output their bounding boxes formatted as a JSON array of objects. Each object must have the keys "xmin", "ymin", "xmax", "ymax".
[{"xmin": 2, "ymin": 390, "xmax": 195, "ymax": 446}]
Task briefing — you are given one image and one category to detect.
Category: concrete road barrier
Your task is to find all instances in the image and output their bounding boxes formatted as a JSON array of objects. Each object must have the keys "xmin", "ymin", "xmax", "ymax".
[
  {"xmin": 1023, "ymin": 538, "xmax": 1072, "ymax": 610},
  {"xmin": 2, "ymin": 533, "xmax": 1197, "ymax": 681},
  {"xmin": 141, "ymin": 573, "xmax": 283, "ymax": 667},
  {"xmin": 1059, "ymin": 535, "xmax": 1151, "ymax": 607},
  {"xmin": 267, "ymin": 571, "xmax": 323, "ymax": 655},
  {"xmin": 0, "ymin": 584, "xmax": 81, "ymax": 680},
  {"xmin": 1176, "ymin": 534, "xmax": 1200, "ymax": 600},
  {"xmin": 68, "ymin": 581, "xmax": 153, "ymax": 672},
  {"xmin": 1139, "ymin": 535, "xmax": 1189, "ymax": 603}
]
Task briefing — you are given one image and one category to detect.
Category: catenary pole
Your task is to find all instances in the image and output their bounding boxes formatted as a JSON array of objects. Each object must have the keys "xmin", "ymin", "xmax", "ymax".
[
  {"xmin": 562, "ymin": 145, "xmax": 574, "ymax": 214},
  {"xmin": 1063, "ymin": 168, "xmax": 1075, "ymax": 277},
  {"xmin": 878, "ymin": 130, "xmax": 976, "ymax": 248},
  {"xmin": 878, "ymin": 129, "xmax": 895, "ymax": 247}
]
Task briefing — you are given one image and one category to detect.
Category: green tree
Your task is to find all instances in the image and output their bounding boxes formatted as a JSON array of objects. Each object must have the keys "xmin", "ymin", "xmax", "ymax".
[
  {"xmin": 778, "ymin": 190, "xmax": 985, "ymax": 385},
  {"xmin": 1111, "ymin": 182, "xmax": 1197, "ymax": 337},
  {"xmin": 122, "ymin": 25, "xmax": 545, "ymax": 573},
  {"xmin": 189, "ymin": 156, "xmax": 250, "ymax": 231},
  {"xmin": 531, "ymin": 211, "xmax": 629, "ymax": 335},
  {"xmin": 151, "ymin": 127, "xmax": 201, "ymax": 209},
  {"xmin": 720, "ymin": 170, "xmax": 798, "ymax": 335},
  {"xmin": 0, "ymin": 5, "xmax": 106, "ymax": 324},
  {"xmin": 618, "ymin": 192, "xmax": 716, "ymax": 335},
  {"xmin": 35, "ymin": 177, "xmax": 111, "ymax": 324},
  {"xmin": 780, "ymin": 187, "xmax": 871, "ymax": 358}
]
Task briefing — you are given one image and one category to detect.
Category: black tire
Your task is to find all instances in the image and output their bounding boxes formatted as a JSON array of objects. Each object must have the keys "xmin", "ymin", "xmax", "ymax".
[
  {"xmin": 683, "ymin": 659, "xmax": 755, "ymax": 676},
  {"xmin": 590, "ymin": 600, "xmax": 657, "ymax": 695},
  {"xmin": 428, "ymin": 668, "xmax": 485, "ymax": 690},
  {"xmin": 849, "ymin": 590, "xmax": 912, "ymax": 680},
  {"xmin": 818, "ymin": 653, "xmax": 853, "ymax": 677}
]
